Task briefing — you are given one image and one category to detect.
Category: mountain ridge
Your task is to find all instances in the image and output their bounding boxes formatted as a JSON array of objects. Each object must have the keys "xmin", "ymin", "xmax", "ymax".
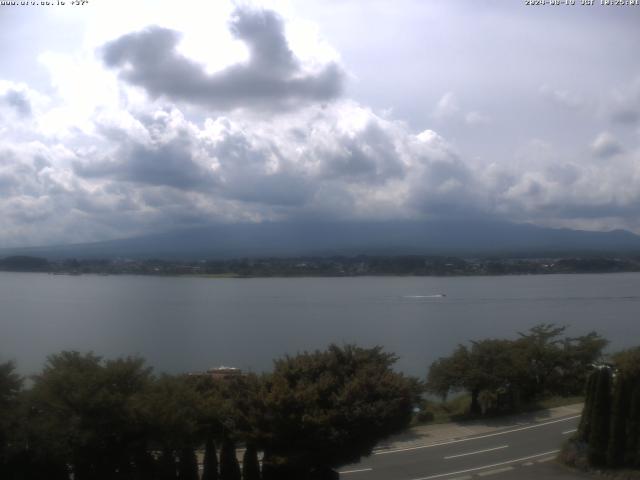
[{"xmin": 2, "ymin": 219, "xmax": 640, "ymax": 260}]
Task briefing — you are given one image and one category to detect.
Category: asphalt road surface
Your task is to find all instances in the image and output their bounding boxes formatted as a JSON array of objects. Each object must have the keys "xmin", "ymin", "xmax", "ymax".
[{"xmin": 339, "ymin": 414, "xmax": 583, "ymax": 480}]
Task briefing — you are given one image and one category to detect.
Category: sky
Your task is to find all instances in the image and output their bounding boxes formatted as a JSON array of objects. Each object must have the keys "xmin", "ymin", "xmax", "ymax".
[{"xmin": 0, "ymin": 0, "xmax": 639, "ymax": 247}]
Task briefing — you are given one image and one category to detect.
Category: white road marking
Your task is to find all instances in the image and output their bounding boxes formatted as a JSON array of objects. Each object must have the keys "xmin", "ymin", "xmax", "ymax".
[
  {"xmin": 408, "ymin": 450, "xmax": 560, "ymax": 480},
  {"xmin": 338, "ymin": 468, "xmax": 373, "ymax": 474},
  {"xmin": 375, "ymin": 416, "xmax": 580, "ymax": 455},
  {"xmin": 562, "ymin": 428, "xmax": 577, "ymax": 435},
  {"xmin": 536, "ymin": 456, "xmax": 556, "ymax": 463},
  {"xmin": 477, "ymin": 466, "xmax": 514, "ymax": 476},
  {"xmin": 444, "ymin": 445, "xmax": 508, "ymax": 460}
]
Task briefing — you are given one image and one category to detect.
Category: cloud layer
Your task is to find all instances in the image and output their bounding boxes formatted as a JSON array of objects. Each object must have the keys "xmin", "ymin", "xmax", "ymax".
[
  {"xmin": 0, "ymin": 2, "xmax": 639, "ymax": 247},
  {"xmin": 102, "ymin": 7, "xmax": 344, "ymax": 111}
]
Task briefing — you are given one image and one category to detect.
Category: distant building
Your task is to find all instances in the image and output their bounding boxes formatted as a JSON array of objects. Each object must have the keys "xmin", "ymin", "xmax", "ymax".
[{"xmin": 189, "ymin": 366, "xmax": 244, "ymax": 381}]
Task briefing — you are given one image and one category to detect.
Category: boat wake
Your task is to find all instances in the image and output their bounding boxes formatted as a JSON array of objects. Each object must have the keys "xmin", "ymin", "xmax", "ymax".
[{"xmin": 402, "ymin": 294, "xmax": 446, "ymax": 298}]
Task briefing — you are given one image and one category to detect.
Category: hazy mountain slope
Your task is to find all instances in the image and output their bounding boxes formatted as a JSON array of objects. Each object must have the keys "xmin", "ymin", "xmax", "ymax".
[{"xmin": 3, "ymin": 219, "xmax": 640, "ymax": 259}]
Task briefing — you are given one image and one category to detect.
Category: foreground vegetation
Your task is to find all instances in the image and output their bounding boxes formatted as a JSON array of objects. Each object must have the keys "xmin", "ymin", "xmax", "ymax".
[
  {"xmin": 562, "ymin": 347, "xmax": 640, "ymax": 474},
  {"xmin": 0, "ymin": 345, "xmax": 420, "ymax": 480},
  {"xmin": 0, "ymin": 324, "xmax": 629, "ymax": 479},
  {"xmin": 426, "ymin": 324, "xmax": 607, "ymax": 416}
]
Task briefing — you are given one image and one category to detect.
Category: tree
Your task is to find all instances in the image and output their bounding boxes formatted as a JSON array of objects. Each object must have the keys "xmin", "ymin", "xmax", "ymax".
[
  {"xmin": 202, "ymin": 436, "xmax": 219, "ymax": 480},
  {"xmin": 515, "ymin": 324, "xmax": 567, "ymax": 400},
  {"xmin": 427, "ymin": 324, "xmax": 608, "ymax": 416},
  {"xmin": 467, "ymin": 339, "xmax": 524, "ymax": 413},
  {"xmin": 558, "ymin": 332, "xmax": 608, "ymax": 396},
  {"xmin": 216, "ymin": 373, "xmax": 267, "ymax": 451},
  {"xmin": 132, "ymin": 375, "xmax": 202, "ymax": 452},
  {"xmin": 132, "ymin": 448, "xmax": 157, "ymax": 480},
  {"xmin": 242, "ymin": 443, "xmax": 261, "ymax": 480},
  {"xmin": 178, "ymin": 447, "xmax": 199, "ymax": 480},
  {"xmin": 426, "ymin": 345, "xmax": 469, "ymax": 401},
  {"xmin": 260, "ymin": 450, "xmax": 277, "ymax": 480},
  {"xmin": 587, "ymin": 367, "xmax": 612, "ymax": 466},
  {"xmin": 219, "ymin": 438, "xmax": 241, "ymax": 480},
  {"xmin": 612, "ymin": 347, "xmax": 640, "ymax": 467},
  {"xmin": 612, "ymin": 347, "xmax": 640, "ymax": 379},
  {"xmin": 577, "ymin": 369, "xmax": 598, "ymax": 442},
  {"xmin": 158, "ymin": 449, "xmax": 178, "ymax": 480},
  {"xmin": 606, "ymin": 373, "xmax": 631, "ymax": 467},
  {"xmin": 0, "ymin": 361, "xmax": 23, "ymax": 478},
  {"xmin": 427, "ymin": 340, "xmax": 524, "ymax": 415},
  {"xmin": 625, "ymin": 384, "xmax": 640, "ymax": 467},
  {"xmin": 259, "ymin": 344, "xmax": 420, "ymax": 478},
  {"xmin": 574, "ymin": 347, "xmax": 640, "ymax": 469},
  {"xmin": 27, "ymin": 351, "xmax": 153, "ymax": 480}
]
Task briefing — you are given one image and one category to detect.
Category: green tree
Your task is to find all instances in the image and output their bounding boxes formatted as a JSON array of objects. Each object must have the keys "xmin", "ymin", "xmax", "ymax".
[
  {"xmin": 27, "ymin": 351, "xmax": 153, "ymax": 480},
  {"xmin": 132, "ymin": 448, "xmax": 157, "ymax": 480},
  {"xmin": 515, "ymin": 324, "xmax": 567, "ymax": 400},
  {"xmin": 158, "ymin": 449, "xmax": 178, "ymax": 480},
  {"xmin": 219, "ymin": 374, "xmax": 267, "ymax": 450},
  {"xmin": 468, "ymin": 339, "xmax": 524, "ymax": 413},
  {"xmin": 0, "ymin": 361, "xmax": 23, "ymax": 479},
  {"xmin": 220, "ymin": 438, "xmax": 241, "ymax": 480},
  {"xmin": 426, "ymin": 345, "xmax": 469, "ymax": 401},
  {"xmin": 606, "ymin": 373, "xmax": 631, "ymax": 467},
  {"xmin": 558, "ymin": 332, "xmax": 608, "ymax": 396},
  {"xmin": 242, "ymin": 443, "xmax": 261, "ymax": 480},
  {"xmin": 625, "ymin": 384, "xmax": 640, "ymax": 467},
  {"xmin": 587, "ymin": 367, "xmax": 612, "ymax": 466},
  {"xmin": 612, "ymin": 347, "xmax": 640, "ymax": 379},
  {"xmin": 178, "ymin": 447, "xmax": 199, "ymax": 480},
  {"xmin": 259, "ymin": 344, "xmax": 420, "ymax": 478},
  {"xmin": 133, "ymin": 373, "xmax": 204, "ymax": 470},
  {"xmin": 612, "ymin": 347, "xmax": 640, "ymax": 467},
  {"xmin": 577, "ymin": 369, "xmax": 598, "ymax": 442},
  {"xmin": 202, "ymin": 436, "xmax": 219, "ymax": 480},
  {"xmin": 427, "ymin": 340, "xmax": 524, "ymax": 415},
  {"xmin": 427, "ymin": 324, "xmax": 608, "ymax": 416}
]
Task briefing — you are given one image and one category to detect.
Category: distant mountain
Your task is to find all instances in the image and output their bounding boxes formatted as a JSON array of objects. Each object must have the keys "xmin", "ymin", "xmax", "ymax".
[{"xmin": 3, "ymin": 219, "xmax": 640, "ymax": 260}]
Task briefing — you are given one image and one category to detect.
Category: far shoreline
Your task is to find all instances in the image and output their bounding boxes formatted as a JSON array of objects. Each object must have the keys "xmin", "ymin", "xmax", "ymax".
[
  {"xmin": 2, "ymin": 254, "xmax": 640, "ymax": 278},
  {"xmin": 2, "ymin": 270, "xmax": 640, "ymax": 280}
]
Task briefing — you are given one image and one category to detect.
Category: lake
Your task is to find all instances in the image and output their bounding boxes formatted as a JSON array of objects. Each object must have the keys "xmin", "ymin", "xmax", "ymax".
[{"xmin": 2, "ymin": 272, "xmax": 640, "ymax": 377}]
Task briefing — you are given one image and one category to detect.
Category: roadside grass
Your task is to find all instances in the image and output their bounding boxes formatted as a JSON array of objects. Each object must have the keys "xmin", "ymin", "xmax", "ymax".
[
  {"xmin": 414, "ymin": 394, "xmax": 471, "ymax": 425},
  {"xmin": 531, "ymin": 395, "xmax": 583, "ymax": 411},
  {"xmin": 413, "ymin": 394, "xmax": 584, "ymax": 426}
]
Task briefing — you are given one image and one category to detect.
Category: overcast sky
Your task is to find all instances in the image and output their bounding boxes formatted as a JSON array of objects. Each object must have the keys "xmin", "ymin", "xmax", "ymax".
[{"xmin": 1, "ymin": 0, "xmax": 639, "ymax": 247}]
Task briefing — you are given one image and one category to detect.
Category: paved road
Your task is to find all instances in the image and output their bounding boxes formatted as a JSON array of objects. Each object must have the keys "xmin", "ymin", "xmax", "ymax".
[{"xmin": 338, "ymin": 413, "xmax": 582, "ymax": 480}]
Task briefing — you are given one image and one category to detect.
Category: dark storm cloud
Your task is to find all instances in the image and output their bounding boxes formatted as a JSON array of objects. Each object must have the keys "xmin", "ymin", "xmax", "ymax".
[
  {"xmin": 74, "ymin": 138, "xmax": 216, "ymax": 190},
  {"xmin": 74, "ymin": 120, "xmax": 313, "ymax": 207},
  {"xmin": 410, "ymin": 157, "xmax": 483, "ymax": 218},
  {"xmin": 539, "ymin": 202, "xmax": 640, "ymax": 220},
  {"xmin": 101, "ymin": 7, "xmax": 344, "ymax": 111},
  {"xmin": 0, "ymin": 148, "xmax": 55, "ymax": 199},
  {"xmin": 1, "ymin": 89, "xmax": 31, "ymax": 116},
  {"xmin": 319, "ymin": 121, "xmax": 406, "ymax": 184},
  {"xmin": 211, "ymin": 130, "xmax": 314, "ymax": 206}
]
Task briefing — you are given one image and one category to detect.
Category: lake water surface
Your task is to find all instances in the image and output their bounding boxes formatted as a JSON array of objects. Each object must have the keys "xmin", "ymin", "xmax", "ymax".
[{"xmin": 2, "ymin": 272, "xmax": 640, "ymax": 377}]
